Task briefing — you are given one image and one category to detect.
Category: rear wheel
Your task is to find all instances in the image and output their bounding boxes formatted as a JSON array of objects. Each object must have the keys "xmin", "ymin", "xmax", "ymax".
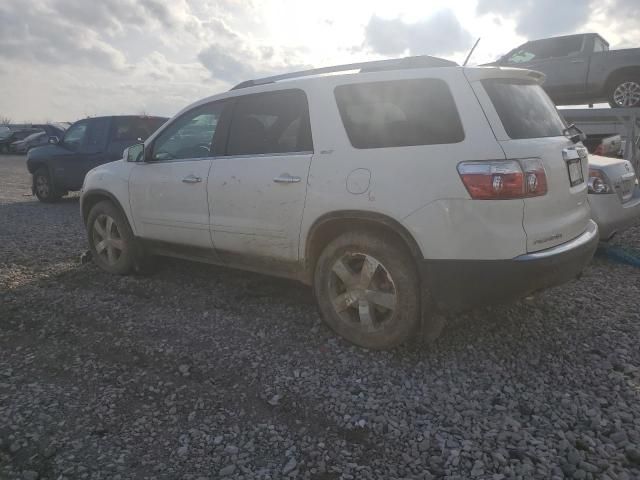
[
  {"xmin": 314, "ymin": 230, "xmax": 421, "ymax": 349},
  {"xmin": 87, "ymin": 201, "xmax": 135, "ymax": 275},
  {"xmin": 33, "ymin": 168, "xmax": 62, "ymax": 203},
  {"xmin": 608, "ymin": 77, "xmax": 640, "ymax": 108}
]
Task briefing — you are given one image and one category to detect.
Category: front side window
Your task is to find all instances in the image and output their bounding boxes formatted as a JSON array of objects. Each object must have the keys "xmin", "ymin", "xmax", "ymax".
[
  {"xmin": 334, "ymin": 79, "xmax": 464, "ymax": 149},
  {"xmin": 226, "ymin": 89, "xmax": 313, "ymax": 156},
  {"xmin": 505, "ymin": 36, "xmax": 583, "ymax": 64},
  {"xmin": 63, "ymin": 122, "xmax": 88, "ymax": 151},
  {"xmin": 151, "ymin": 103, "xmax": 224, "ymax": 161},
  {"xmin": 482, "ymin": 79, "xmax": 566, "ymax": 139}
]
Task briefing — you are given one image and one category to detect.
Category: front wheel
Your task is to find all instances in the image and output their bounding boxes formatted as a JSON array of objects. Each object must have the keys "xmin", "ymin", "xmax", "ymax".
[
  {"xmin": 313, "ymin": 230, "xmax": 421, "ymax": 349},
  {"xmin": 33, "ymin": 168, "xmax": 62, "ymax": 203},
  {"xmin": 87, "ymin": 201, "xmax": 136, "ymax": 275},
  {"xmin": 608, "ymin": 78, "xmax": 640, "ymax": 108}
]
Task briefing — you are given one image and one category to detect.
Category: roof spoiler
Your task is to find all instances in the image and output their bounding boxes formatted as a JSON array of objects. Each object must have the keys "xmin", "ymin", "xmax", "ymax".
[{"xmin": 230, "ymin": 55, "xmax": 458, "ymax": 90}]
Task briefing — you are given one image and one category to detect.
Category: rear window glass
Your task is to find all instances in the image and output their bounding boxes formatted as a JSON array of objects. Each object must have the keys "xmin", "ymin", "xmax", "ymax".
[
  {"xmin": 334, "ymin": 79, "xmax": 464, "ymax": 149},
  {"xmin": 482, "ymin": 79, "xmax": 566, "ymax": 139}
]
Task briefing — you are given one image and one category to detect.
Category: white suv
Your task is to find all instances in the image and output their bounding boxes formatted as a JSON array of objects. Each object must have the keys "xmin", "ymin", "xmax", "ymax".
[{"xmin": 80, "ymin": 56, "xmax": 599, "ymax": 349}]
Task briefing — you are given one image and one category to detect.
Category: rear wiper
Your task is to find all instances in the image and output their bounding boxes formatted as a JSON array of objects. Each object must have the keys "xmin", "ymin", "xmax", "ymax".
[{"xmin": 563, "ymin": 123, "xmax": 586, "ymax": 144}]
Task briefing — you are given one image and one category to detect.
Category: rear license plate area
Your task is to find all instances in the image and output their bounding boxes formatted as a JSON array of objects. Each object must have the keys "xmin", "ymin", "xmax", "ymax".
[{"xmin": 566, "ymin": 158, "xmax": 584, "ymax": 187}]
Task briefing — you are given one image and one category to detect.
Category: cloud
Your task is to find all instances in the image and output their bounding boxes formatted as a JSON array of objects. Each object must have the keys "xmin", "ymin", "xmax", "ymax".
[
  {"xmin": 364, "ymin": 10, "xmax": 473, "ymax": 57},
  {"xmin": 476, "ymin": 0, "xmax": 592, "ymax": 39},
  {"xmin": 198, "ymin": 45, "xmax": 258, "ymax": 84}
]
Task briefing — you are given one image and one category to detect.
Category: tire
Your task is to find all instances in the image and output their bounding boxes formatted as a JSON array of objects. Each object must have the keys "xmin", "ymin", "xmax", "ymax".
[
  {"xmin": 33, "ymin": 168, "xmax": 62, "ymax": 203},
  {"xmin": 0, "ymin": 144, "xmax": 8, "ymax": 154},
  {"xmin": 87, "ymin": 200, "xmax": 136, "ymax": 275},
  {"xmin": 608, "ymin": 77, "xmax": 640, "ymax": 108},
  {"xmin": 313, "ymin": 230, "xmax": 421, "ymax": 349}
]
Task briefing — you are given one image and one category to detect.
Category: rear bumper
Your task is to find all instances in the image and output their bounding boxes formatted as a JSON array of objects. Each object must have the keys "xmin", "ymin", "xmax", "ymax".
[
  {"xmin": 589, "ymin": 188, "xmax": 640, "ymax": 240},
  {"xmin": 420, "ymin": 220, "xmax": 599, "ymax": 312}
]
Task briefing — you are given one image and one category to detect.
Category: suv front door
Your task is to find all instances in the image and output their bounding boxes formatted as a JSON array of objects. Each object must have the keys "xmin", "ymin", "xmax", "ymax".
[
  {"xmin": 208, "ymin": 89, "xmax": 313, "ymax": 269},
  {"xmin": 129, "ymin": 101, "xmax": 226, "ymax": 252}
]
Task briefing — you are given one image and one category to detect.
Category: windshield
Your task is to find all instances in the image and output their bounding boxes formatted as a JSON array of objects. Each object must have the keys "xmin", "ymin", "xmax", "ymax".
[
  {"xmin": 482, "ymin": 79, "xmax": 567, "ymax": 139},
  {"xmin": 0, "ymin": 127, "xmax": 10, "ymax": 139}
]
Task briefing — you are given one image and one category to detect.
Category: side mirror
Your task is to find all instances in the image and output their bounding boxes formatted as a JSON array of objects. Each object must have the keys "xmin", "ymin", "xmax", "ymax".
[
  {"xmin": 49, "ymin": 136, "xmax": 60, "ymax": 145},
  {"xmin": 125, "ymin": 143, "xmax": 145, "ymax": 163}
]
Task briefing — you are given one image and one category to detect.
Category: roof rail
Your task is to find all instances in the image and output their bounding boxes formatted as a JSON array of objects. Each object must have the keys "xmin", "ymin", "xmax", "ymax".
[{"xmin": 230, "ymin": 55, "xmax": 458, "ymax": 90}]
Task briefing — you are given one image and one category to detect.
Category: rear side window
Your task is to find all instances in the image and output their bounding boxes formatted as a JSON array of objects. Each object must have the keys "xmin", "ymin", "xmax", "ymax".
[
  {"xmin": 226, "ymin": 89, "xmax": 313, "ymax": 156},
  {"xmin": 334, "ymin": 79, "xmax": 464, "ymax": 149},
  {"xmin": 482, "ymin": 79, "xmax": 566, "ymax": 139},
  {"xmin": 110, "ymin": 117, "xmax": 166, "ymax": 143}
]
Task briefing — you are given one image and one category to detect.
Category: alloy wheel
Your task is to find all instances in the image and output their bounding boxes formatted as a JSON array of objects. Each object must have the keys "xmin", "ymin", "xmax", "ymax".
[
  {"xmin": 328, "ymin": 252, "xmax": 397, "ymax": 333},
  {"xmin": 93, "ymin": 214, "xmax": 125, "ymax": 266},
  {"xmin": 613, "ymin": 81, "xmax": 640, "ymax": 107}
]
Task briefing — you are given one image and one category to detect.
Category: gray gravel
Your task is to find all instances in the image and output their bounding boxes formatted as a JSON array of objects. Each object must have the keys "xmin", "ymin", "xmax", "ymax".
[{"xmin": 1, "ymin": 154, "xmax": 640, "ymax": 480}]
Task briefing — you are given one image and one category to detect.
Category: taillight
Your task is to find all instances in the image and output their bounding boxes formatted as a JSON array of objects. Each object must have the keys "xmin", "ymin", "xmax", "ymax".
[{"xmin": 457, "ymin": 159, "xmax": 547, "ymax": 200}]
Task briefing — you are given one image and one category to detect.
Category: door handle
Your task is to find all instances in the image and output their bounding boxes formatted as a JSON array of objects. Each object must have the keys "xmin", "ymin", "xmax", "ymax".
[
  {"xmin": 182, "ymin": 174, "xmax": 202, "ymax": 184},
  {"xmin": 273, "ymin": 173, "xmax": 301, "ymax": 184},
  {"xmin": 570, "ymin": 59, "xmax": 585, "ymax": 63}
]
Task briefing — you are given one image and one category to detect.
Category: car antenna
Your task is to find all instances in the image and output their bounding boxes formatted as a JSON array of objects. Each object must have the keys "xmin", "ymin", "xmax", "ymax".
[{"xmin": 463, "ymin": 38, "xmax": 481, "ymax": 66}]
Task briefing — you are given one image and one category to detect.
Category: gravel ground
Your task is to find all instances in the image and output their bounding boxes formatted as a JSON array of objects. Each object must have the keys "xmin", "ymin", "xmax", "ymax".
[{"xmin": 1, "ymin": 154, "xmax": 640, "ymax": 480}]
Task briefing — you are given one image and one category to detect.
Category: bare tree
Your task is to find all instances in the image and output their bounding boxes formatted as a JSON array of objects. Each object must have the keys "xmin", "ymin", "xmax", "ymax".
[{"xmin": 0, "ymin": 116, "xmax": 11, "ymax": 126}]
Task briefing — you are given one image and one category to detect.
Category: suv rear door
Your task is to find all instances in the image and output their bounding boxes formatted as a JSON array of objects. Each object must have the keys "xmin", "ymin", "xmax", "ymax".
[
  {"xmin": 469, "ymin": 71, "xmax": 591, "ymax": 252},
  {"xmin": 208, "ymin": 88, "xmax": 313, "ymax": 269}
]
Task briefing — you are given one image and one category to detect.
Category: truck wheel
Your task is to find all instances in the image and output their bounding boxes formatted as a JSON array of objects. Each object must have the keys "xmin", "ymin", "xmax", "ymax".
[
  {"xmin": 87, "ymin": 201, "xmax": 136, "ymax": 275},
  {"xmin": 33, "ymin": 168, "xmax": 62, "ymax": 203},
  {"xmin": 313, "ymin": 230, "xmax": 421, "ymax": 349},
  {"xmin": 608, "ymin": 78, "xmax": 640, "ymax": 108}
]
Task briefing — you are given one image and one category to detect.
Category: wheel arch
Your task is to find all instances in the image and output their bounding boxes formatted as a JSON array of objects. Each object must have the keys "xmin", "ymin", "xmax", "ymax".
[
  {"xmin": 303, "ymin": 210, "xmax": 423, "ymax": 283},
  {"xmin": 604, "ymin": 66, "xmax": 640, "ymax": 92},
  {"xmin": 81, "ymin": 189, "xmax": 132, "ymax": 231}
]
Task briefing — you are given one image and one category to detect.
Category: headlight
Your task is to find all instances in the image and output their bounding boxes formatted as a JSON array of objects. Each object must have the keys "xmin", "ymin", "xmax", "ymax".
[{"xmin": 588, "ymin": 169, "xmax": 612, "ymax": 194}]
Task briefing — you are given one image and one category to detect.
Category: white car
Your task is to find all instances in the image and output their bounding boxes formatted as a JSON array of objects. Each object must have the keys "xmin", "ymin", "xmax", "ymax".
[
  {"xmin": 588, "ymin": 155, "xmax": 640, "ymax": 239},
  {"xmin": 80, "ymin": 56, "xmax": 599, "ymax": 349}
]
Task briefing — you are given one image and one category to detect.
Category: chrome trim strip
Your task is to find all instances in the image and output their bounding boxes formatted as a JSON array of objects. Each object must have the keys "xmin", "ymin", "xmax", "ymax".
[
  {"xmin": 515, "ymin": 220, "xmax": 598, "ymax": 261},
  {"xmin": 145, "ymin": 151, "xmax": 314, "ymax": 164},
  {"xmin": 215, "ymin": 151, "xmax": 313, "ymax": 160}
]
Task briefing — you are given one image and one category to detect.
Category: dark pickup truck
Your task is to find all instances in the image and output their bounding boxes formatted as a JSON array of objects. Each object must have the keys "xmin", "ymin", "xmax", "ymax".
[
  {"xmin": 494, "ymin": 33, "xmax": 640, "ymax": 107},
  {"xmin": 27, "ymin": 115, "xmax": 167, "ymax": 202}
]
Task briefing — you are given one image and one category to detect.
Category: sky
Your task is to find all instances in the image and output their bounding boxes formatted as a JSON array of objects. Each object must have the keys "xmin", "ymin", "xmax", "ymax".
[{"xmin": 1, "ymin": 0, "xmax": 639, "ymax": 123}]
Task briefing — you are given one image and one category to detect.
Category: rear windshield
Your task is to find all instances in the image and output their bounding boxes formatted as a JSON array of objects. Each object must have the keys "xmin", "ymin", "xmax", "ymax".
[
  {"xmin": 334, "ymin": 79, "xmax": 464, "ymax": 149},
  {"xmin": 482, "ymin": 79, "xmax": 566, "ymax": 139}
]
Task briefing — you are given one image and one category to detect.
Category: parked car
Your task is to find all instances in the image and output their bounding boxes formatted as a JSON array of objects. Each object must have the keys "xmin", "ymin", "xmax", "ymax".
[
  {"xmin": 0, "ymin": 128, "xmax": 43, "ymax": 154},
  {"xmin": 588, "ymin": 155, "xmax": 640, "ymax": 240},
  {"xmin": 10, "ymin": 131, "xmax": 48, "ymax": 153},
  {"xmin": 12, "ymin": 124, "xmax": 69, "ymax": 153},
  {"xmin": 80, "ymin": 56, "xmax": 599, "ymax": 349},
  {"xmin": 493, "ymin": 33, "xmax": 640, "ymax": 107},
  {"xmin": 26, "ymin": 115, "xmax": 167, "ymax": 202}
]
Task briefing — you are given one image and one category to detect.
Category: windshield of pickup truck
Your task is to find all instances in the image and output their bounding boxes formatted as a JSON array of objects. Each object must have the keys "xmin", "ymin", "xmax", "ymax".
[{"xmin": 482, "ymin": 79, "xmax": 567, "ymax": 139}]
